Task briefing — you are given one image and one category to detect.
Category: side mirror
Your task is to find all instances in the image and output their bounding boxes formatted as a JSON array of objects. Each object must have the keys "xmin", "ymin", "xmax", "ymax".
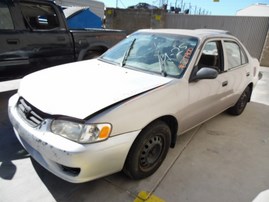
[{"xmin": 190, "ymin": 67, "xmax": 218, "ymax": 82}]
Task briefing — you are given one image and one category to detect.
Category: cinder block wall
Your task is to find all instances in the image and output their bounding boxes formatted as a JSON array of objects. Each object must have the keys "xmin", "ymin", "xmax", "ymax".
[{"xmin": 105, "ymin": 8, "xmax": 166, "ymax": 34}]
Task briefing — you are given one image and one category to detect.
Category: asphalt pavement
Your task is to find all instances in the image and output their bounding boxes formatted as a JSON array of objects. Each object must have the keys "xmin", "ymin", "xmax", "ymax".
[{"xmin": 0, "ymin": 67, "xmax": 269, "ymax": 202}]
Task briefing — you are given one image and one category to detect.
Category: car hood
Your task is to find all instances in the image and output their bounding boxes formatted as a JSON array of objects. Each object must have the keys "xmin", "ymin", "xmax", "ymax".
[{"xmin": 19, "ymin": 60, "xmax": 173, "ymax": 119}]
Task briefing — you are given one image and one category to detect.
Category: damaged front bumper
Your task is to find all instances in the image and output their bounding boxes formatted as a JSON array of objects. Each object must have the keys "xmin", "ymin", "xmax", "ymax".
[{"xmin": 8, "ymin": 94, "xmax": 139, "ymax": 183}]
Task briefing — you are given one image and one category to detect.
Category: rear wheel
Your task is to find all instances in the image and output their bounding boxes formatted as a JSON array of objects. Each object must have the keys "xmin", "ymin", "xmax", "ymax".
[
  {"xmin": 228, "ymin": 86, "xmax": 251, "ymax": 115},
  {"xmin": 123, "ymin": 120, "xmax": 171, "ymax": 180}
]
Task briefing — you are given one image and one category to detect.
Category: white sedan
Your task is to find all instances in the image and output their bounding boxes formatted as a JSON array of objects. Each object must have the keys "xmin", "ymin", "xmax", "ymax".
[{"xmin": 8, "ymin": 29, "xmax": 260, "ymax": 183}]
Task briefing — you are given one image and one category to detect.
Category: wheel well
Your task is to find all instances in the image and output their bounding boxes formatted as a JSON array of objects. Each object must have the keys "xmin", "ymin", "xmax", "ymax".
[
  {"xmin": 83, "ymin": 46, "xmax": 108, "ymax": 59},
  {"xmin": 146, "ymin": 116, "xmax": 178, "ymax": 148},
  {"xmin": 87, "ymin": 46, "xmax": 108, "ymax": 55}
]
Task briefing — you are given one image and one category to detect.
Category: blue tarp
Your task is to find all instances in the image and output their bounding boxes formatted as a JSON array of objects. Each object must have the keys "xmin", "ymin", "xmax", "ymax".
[{"xmin": 67, "ymin": 9, "xmax": 102, "ymax": 29}]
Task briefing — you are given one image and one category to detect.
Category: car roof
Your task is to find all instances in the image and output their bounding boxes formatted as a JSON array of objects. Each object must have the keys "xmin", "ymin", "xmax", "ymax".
[{"xmin": 136, "ymin": 29, "xmax": 235, "ymax": 40}]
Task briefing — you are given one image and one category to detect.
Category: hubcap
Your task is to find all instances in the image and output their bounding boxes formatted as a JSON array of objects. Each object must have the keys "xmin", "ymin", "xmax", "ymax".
[{"xmin": 139, "ymin": 135, "xmax": 163, "ymax": 170}]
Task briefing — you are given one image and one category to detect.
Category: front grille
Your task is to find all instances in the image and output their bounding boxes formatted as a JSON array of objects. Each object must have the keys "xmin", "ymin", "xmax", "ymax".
[{"xmin": 17, "ymin": 98, "xmax": 44, "ymax": 127}]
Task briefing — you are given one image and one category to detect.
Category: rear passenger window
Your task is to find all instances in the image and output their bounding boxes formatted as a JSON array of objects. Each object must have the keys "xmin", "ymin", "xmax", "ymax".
[
  {"xmin": 0, "ymin": 2, "xmax": 14, "ymax": 30},
  {"xmin": 224, "ymin": 41, "xmax": 248, "ymax": 69},
  {"xmin": 20, "ymin": 2, "xmax": 60, "ymax": 30}
]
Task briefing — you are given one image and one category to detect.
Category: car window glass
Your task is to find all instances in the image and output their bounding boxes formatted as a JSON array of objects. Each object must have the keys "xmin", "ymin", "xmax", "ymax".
[
  {"xmin": 0, "ymin": 2, "xmax": 14, "ymax": 30},
  {"xmin": 224, "ymin": 41, "xmax": 247, "ymax": 69},
  {"xmin": 20, "ymin": 2, "xmax": 60, "ymax": 30},
  {"xmin": 198, "ymin": 41, "xmax": 223, "ymax": 72},
  {"xmin": 241, "ymin": 48, "xmax": 248, "ymax": 64},
  {"xmin": 203, "ymin": 42, "xmax": 217, "ymax": 54},
  {"xmin": 101, "ymin": 33, "xmax": 199, "ymax": 78}
]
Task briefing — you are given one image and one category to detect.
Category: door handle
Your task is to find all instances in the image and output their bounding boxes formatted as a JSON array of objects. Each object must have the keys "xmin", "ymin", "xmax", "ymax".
[
  {"xmin": 246, "ymin": 72, "xmax": 250, "ymax": 77},
  {"xmin": 7, "ymin": 39, "xmax": 19, "ymax": 45},
  {"xmin": 222, "ymin": 81, "xmax": 228, "ymax": 87}
]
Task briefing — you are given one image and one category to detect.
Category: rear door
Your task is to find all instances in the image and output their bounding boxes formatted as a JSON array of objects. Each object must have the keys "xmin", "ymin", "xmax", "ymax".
[{"xmin": 222, "ymin": 40, "xmax": 250, "ymax": 101}]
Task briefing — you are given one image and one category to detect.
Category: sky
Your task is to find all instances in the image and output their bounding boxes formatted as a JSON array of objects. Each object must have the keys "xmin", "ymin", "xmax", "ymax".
[{"xmin": 100, "ymin": 0, "xmax": 269, "ymax": 15}]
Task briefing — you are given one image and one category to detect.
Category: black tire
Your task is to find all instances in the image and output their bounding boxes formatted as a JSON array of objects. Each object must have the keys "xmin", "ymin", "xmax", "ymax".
[
  {"xmin": 123, "ymin": 120, "xmax": 171, "ymax": 180},
  {"xmin": 228, "ymin": 86, "xmax": 251, "ymax": 115}
]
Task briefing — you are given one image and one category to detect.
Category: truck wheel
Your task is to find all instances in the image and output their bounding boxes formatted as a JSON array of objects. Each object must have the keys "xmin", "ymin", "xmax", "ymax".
[
  {"xmin": 123, "ymin": 120, "xmax": 171, "ymax": 180},
  {"xmin": 83, "ymin": 51, "xmax": 102, "ymax": 60},
  {"xmin": 228, "ymin": 86, "xmax": 250, "ymax": 115}
]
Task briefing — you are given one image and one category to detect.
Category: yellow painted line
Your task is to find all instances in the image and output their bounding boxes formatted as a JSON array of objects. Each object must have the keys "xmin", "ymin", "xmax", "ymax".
[{"xmin": 134, "ymin": 191, "xmax": 165, "ymax": 202}]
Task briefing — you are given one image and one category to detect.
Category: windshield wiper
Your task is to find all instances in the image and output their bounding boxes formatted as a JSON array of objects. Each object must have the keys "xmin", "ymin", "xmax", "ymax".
[
  {"xmin": 157, "ymin": 51, "xmax": 167, "ymax": 77},
  {"xmin": 121, "ymin": 38, "xmax": 136, "ymax": 67}
]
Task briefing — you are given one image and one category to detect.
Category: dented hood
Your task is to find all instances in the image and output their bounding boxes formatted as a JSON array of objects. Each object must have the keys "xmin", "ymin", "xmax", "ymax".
[{"xmin": 18, "ymin": 59, "xmax": 172, "ymax": 119}]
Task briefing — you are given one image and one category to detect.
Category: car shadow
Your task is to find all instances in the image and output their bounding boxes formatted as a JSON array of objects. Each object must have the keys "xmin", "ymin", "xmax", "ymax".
[
  {"xmin": 30, "ymin": 158, "xmax": 89, "ymax": 200},
  {"xmin": 0, "ymin": 91, "xmax": 29, "ymax": 180},
  {"xmin": 30, "ymin": 158, "xmax": 135, "ymax": 201}
]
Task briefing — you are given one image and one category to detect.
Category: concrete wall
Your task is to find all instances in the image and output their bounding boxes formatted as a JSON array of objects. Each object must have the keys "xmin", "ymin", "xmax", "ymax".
[
  {"xmin": 105, "ymin": 9, "xmax": 269, "ymax": 66},
  {"xmin": 105, "ymin": 8, "xmax": 166, "ymax": 34}
]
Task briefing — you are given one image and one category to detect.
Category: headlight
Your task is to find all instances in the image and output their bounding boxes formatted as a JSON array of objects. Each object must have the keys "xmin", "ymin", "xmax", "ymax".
[{"xmin": 50, "ymin": 119, "xmax": 111, "ymax": 143}]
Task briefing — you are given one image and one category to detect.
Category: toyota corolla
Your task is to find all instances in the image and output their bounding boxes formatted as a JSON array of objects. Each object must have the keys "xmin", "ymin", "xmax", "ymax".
[{"xmin": 8, "ymin": 29, "xmax": 260, "ymax": 183}]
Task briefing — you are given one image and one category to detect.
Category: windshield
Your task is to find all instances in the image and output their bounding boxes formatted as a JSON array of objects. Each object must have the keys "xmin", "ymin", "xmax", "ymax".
[{"xmin": 100, "ymin": 32, "xmax": 198, "ymax": 78}]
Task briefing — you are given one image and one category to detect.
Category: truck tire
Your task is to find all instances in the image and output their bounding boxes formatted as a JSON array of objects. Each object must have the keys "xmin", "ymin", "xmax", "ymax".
[{"xmin": 123, "ymin": 120, "xmax": 171, "ymax": 180}]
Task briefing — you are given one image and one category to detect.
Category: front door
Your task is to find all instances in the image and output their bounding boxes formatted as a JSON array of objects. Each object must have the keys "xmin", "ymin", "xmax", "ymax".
[{"xmin": 180, "ymin": 40, "xmax": 234, "ymax": 133}]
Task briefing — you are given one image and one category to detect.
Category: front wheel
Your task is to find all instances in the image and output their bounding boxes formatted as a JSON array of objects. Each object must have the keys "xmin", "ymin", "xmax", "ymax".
[
  {"xmin": 227, "ymin": 86, "xmax": 251, "ymax": 115},
  {"xmin": 123, "ymin": 120, "xmax": 171, "ymax": 180}
]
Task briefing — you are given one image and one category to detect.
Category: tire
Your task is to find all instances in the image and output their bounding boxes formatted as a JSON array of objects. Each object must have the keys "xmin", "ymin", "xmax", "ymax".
[
  {"xmin": 227, "ymin": 86, "xmax": 251, "ymax": 115},
  {"xmin": 123, "ymin": 120, "xmax": 171, "ymax": 180}
]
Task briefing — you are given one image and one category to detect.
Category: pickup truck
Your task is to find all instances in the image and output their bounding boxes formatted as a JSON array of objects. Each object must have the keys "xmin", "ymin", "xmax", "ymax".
[{"xmin": 0, "ymin": 0, "xmax": 126, "ymax": 81}]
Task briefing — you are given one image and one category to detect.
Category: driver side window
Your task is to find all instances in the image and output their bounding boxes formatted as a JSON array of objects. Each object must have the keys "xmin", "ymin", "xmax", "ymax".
[
  {"xmin": 197, "ymin": 41, "xmax": 223, "ymax": 72},
  {"xmin": 20, "ymin": 2, "xmax": 60, "ymax": 30}
]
